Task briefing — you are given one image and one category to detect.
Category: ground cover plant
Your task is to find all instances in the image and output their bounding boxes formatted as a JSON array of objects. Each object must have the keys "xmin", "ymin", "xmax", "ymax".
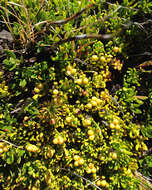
[{"xmin": 0, "ymin": 0, "xmax": 152, "ymax": 189}]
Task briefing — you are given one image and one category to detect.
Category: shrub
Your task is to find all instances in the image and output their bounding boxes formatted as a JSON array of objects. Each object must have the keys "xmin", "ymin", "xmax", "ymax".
[{"xmin": 0, "ymin": 0, "xmax": 152, "ymax": 189}]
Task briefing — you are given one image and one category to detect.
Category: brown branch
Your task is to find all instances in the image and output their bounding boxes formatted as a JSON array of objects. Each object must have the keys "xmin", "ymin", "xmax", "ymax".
[
  {"xmin": 45, "ymin": 33, "xmax": 113, "ymax": 49},
  {"xmin": 34, "ymin": 0, "xmax": 137, "ymax": 29},
  {"xmin": 137, "ymin": 60, "xmax": 152, "ymax": 68},
  {"xmin": 33, "ymin": 3, "xmax": 94, "ymax": 28},
  {"xmin": 51, "ymin": 3, "xmax": 94, "ymax": 25}
]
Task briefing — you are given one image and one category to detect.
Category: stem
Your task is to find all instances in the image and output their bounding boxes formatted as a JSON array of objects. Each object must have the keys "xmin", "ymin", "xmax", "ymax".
[
  {"xmin": 42, "ymin": 33, "xmax": 112, "ymax": 49},
  {"xmin": 0, "ymin": 138, "xmax": 21, "ymax": 148},
  {"xmin": 60, "ymin": 168, "xmax": 102, "ymax": 190}
]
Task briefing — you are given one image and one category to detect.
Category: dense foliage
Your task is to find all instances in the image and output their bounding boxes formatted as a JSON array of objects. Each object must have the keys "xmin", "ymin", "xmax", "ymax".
[{"xmin": 0, "ymin": 0, "xmax": 152, "ymax": 189}]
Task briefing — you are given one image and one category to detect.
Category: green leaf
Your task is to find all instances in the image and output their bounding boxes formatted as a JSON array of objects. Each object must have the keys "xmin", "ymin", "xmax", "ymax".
[
  {"xmin": 134, "ymin": 109, "xmax": 142, "ymax": 114},
  {"xmin": 145, "ymin": 156, "xmax": 152, "ymax": 167},
  {"xmin": 15, "ymin": 91, "xmax": 21, "ymax": 96},
  {"xmin": 6, "ymin": 154, "xmax": 14, "ymax": 164},
  {"xmin": 141, "ymin": 125, "xmax": 152, "ymax": 138},
  {"xmin": 17, "ymin": 149, "xmax": 25, "ymax": 157},
  {"xmin": 19, "ymin": 79, "xmax": 27, "ymax": 88},
  {"xmin": 41, "ymin": 61, "xmax": 48, "ymax": 70},
  {"xmin": 17, "ymin": 156, "xmax": 22, "ymax": 164},
  {"xmin": 4, "ymin": 50, "xmax": 16, "ymax": 59}
]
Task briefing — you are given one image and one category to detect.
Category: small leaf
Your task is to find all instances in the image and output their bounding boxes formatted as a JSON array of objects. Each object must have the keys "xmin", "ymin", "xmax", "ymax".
[
  {"xmin": 145, "ymin": 156, "xmax": 152, "ymax": 167},
  {"xmin": 19, "ymin": 79, "xmax": 27, "ymax": 88},
  {"xmin": 134, "ymin": 96, "xmax": 148, "ymax": 100},
  {"xmin": 17, "ymin": 156, "xmax": 21, "ymax": 164},
  {"xmin": 141, "ymin": 125, "xmax": 152, "ymax": 138},
  {"xmin": 6, "ymin": 154, "xmax": 14, "ymax": 164},
  {"xmin": 5, "ymin": 50, "xmax": 16, "ymax": 59},
  {"xmin": 17, "ymin": 149, "xmax": 25, "ymax": 157},
  {"xmin": 41, "ymin": 61, "xmax": 48, "ymax": 70}
]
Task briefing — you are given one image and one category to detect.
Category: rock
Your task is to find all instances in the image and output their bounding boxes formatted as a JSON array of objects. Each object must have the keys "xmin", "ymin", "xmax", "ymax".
[
  {"xmin": 0, "ymin": 45, "xmax": 4, "ymax": 54},
  {"xmin": 0, "ymin": 30, "xmax": 13, "ymax": 42}
]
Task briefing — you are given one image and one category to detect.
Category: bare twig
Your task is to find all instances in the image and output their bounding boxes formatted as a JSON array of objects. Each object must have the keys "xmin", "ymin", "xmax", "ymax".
[
  {"xmin": 84, "ymin": 177, "xmax": 101, "ymax": 189},
  {"xmin": 60, "ymin": 168, "xmax": 102, "ymax": 190},
  {"xmin": 130, "ymin": 52, "xmax": 152, "ymax": 57},
  {"xmin": 33, "ymin": 3, "xmax": 94, "ymax": 28},
  {"xmin": 68, "ymin": 0, "xmax": 138, "ymax": 33},
  {"xmin": 0, "ymin": 20, "xmax": 14, "ymax": 25},
  {"xmin": 0, "ymin": 138, "xmax": 21, "ymax": 148},
  {"xmin": 102, "ymin": 0, "xmax": 137, "ymax": 11},
  {"xmin": 134, "ymin": 19, "xmax": 152, "ymax": 26},
  {"xmin": 139, "ymin": 147, "xmax": 152, "ymax": 158},
  {"xmin": 104, "ymin": 91, "xmax": 124, "ymax": 116},
  {"xmin": 135, "ymin": 171, "xmax": 152, "ymax": 189},
  {"xmin": 34, "ymin": 0, "xmax": 137, "ymax": 31},
  {"xmin": 42, "ymin": 33, "xmax": 112, "ymax": 49},
  {"xmin": 31, "ymin": 0, "xmax": 46, "ymax": 25},
  {"xmin": 74, "ymin": 58, "xmax": 87, "ymax": 65},
  {"xmin": 10, "ymin": 107, "xmax": 22, "ymax": 114}
]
